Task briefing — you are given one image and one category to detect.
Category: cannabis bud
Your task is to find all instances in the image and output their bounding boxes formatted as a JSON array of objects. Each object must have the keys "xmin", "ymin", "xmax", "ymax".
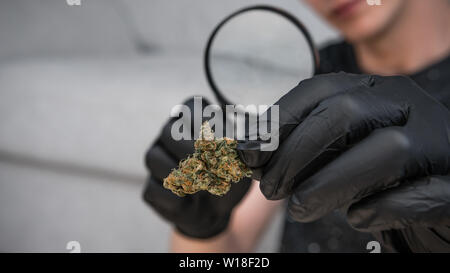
[{"xmin": 163, "ymin": 122, "xmax": 252, "ymax": 197}]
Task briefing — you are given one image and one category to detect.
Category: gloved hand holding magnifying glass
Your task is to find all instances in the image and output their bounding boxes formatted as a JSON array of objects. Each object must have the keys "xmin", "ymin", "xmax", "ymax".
[{"xmin": 237, "ymin": 72, "xmax": 450, "ymax": 252}]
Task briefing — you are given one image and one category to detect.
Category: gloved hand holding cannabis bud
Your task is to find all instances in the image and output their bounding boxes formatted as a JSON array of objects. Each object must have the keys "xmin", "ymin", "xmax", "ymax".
[
  {"xmin": 163, "ymin": 121, "xmax": 252, "ymax": 197},
  {"xmin": 238, "ymin": 72, "xmax": 450, "ymax": 251},
  {"xmin": 143, "ymin": 97, "xmax": 252, "ymax": 239}
]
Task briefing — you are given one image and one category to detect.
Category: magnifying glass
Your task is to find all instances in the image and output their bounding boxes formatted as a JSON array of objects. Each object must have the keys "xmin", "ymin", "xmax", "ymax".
[{"xmin": 204, "ymin": 5, "xmax": 320, "ymax": 111}]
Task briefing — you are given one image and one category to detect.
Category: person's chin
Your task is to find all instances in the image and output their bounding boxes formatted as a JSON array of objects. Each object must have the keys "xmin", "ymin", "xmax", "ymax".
[
  {"xmin": 341, "ymin": 24, "xmax": 379, "ymax": 43},
  {"xmin": 336, "ymin": 14, "xmax": 385, "ymax": 43}
]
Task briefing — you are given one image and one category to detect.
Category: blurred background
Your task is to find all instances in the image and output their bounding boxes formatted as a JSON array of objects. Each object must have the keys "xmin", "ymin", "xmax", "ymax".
[{"xmin": 0, "ymin": 0, "xmax": 338, "ymax": 252}]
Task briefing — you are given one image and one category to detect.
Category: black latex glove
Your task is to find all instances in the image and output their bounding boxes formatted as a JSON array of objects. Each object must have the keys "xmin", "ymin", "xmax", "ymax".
[
  {"xmin": 348, "ymin": 175, "xmax": 450, "ymax": 252},
  {"xmin": 143, "ymin": 97, "xmax": 251, "ymax": 239},
  {"xmin": 238, "ymin": 73, "xmax": 450, "ymax": 242}
]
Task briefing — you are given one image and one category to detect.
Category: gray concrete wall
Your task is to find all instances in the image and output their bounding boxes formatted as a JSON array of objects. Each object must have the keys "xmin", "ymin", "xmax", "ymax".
[{"xmin": 0, "ymin": 0, "xmax": 338, "ymax": 252}]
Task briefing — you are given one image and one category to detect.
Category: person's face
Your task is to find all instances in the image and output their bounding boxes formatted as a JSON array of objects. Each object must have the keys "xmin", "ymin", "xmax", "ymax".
[{"xmin": 304, "ymin": 0, "xmax": 407, "ymax": 42}]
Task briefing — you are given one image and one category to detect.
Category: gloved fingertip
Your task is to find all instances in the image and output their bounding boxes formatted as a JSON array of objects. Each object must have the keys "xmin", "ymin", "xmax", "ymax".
[
  {"xmin": 259, "ymin": 178, "xmax": 291, "ymax": 200},
  {"xmin": 250, "ymin": 168, "xmax": 263, "ymax": 181},
  {"xmin": 259, "ymin": 181, "xmax": 276, "ymax": 200},
  {"xmin": 237, "ymin": 141, "xmax": 273, "ymax": 168},
  {"xmin": 287, "ymin": 191, "xmax": 334, "ymax": 223},
  {"xmin": 287, "ymin": 194, "xmax": 315, "ymax": 223},
  {"xmin": 346, "ymin": 204, "xmax": 376, "ymax": 232}
]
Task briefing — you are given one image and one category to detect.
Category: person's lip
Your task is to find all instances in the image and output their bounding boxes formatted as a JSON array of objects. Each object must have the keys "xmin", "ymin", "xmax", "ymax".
[{"xmin": 331, "ymin": 0, "xmax": 363, "ymax": 19}]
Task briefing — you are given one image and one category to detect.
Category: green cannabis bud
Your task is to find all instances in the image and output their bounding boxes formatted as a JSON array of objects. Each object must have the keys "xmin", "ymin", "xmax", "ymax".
[{"xmin": 163, "ymin": 122, "xmax": 252, "ymax": 197}]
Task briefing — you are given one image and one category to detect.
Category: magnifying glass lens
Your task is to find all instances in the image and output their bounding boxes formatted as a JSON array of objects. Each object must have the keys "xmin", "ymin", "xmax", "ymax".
[{"xmin": 207, "ymin": 8, "xmax": 316, "ymax": 107}]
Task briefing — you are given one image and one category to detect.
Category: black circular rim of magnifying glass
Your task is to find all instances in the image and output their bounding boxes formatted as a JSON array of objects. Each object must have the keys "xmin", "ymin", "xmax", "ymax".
[{"xmin": 204, "ymin": 5, "xmax": 320, "ymax": 106}]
